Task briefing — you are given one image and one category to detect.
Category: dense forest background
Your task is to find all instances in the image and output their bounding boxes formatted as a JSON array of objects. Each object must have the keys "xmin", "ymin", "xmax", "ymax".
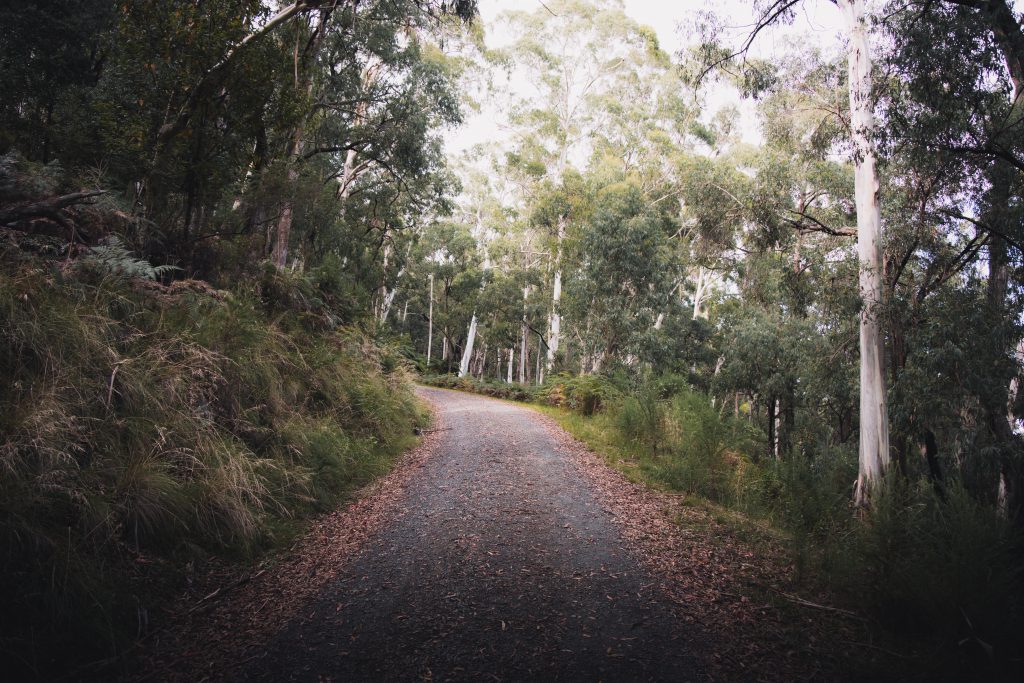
[{"xmin": 1, "ymin": 0, "xmax": 1022, "ymax": 679}]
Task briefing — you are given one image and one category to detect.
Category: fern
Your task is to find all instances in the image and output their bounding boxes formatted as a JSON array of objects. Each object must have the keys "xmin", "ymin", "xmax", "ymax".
[{"xmin": 82, "ymin": 236, "xmax": 180, "ymax": 280}]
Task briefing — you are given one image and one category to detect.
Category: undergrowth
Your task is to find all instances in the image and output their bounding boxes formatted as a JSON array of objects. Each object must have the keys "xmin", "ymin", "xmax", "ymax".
[{"xmin": 0, "ymin": 259, "xmax": 425, "ymax": 679}]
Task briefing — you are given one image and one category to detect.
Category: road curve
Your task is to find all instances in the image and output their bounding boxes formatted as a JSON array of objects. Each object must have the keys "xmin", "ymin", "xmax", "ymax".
[{"xmin": 246, "ymin": 386, "xmax": 702, "ymax": 682}]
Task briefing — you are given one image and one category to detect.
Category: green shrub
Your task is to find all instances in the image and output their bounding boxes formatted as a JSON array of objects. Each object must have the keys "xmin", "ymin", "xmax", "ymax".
[
  {"xmin": 419, "ymin": 374, "xmax": 540, "ymax": 403},
  {"xmin": 615, "ymin": 390, "xmax": 665, "ymax": 452},
  {"xmin": 543, "ymin": 374, "xmax": 622, "ymax": 415}
]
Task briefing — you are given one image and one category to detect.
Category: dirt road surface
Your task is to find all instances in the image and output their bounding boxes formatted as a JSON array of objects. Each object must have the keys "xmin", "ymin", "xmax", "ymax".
[{"xmin": 244, "ymin": 386, "xmax": 702, "ymax": 682}]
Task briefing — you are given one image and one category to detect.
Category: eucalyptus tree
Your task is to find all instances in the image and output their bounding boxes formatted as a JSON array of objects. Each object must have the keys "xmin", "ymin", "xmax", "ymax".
[
  {"xmin": 878, "ymin": 0, "xmax": 1024, "ymax": 511},
  {"xmin": 565, "ymin": 182, "xmax": 677, "ymax": 373},
  {"xmin": 687, "ymin": 0, "xmax": 891, "ymax": 502},
  {"xmin": 269, "ymin": 0, "xmax": 473, "ymax": 269},
  {"xmin": 492, "ymin": 0, "xmax": 667, "ymax": 378}
]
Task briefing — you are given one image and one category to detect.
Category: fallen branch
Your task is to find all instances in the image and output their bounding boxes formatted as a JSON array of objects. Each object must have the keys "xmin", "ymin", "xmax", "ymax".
[
  {"xmin": 748, "ymin": 580, "xmax": 866, "ymax": 621},
  {"xmin": 0, "ymin": 189, "xmax": 107, "ymax": 238},
  {"xmin": 413, "ymin": 427, "xmax": 451, "ymax": 435},
  {"xmin": 188, "ymin": 569, "xmax": 266, "ymax": 614},
  {"xmin": 841, "ymin": 639, "xmax": 910, "ymax": 659}
]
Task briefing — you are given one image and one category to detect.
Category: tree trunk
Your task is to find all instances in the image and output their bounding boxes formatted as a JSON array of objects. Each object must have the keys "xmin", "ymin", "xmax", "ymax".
[
  {"xmin": 546, "ymin": 217, "xmax": 565, "ymax": 374},
  {"xmin": 507, "ymin": 346, "xmax": 514, "ymax": 383},
  {"xmin": 692, "ymin": 267, "xmax": 712, "ymax": 320},
  {"xmin": 840, "ymin": 0, "xmax": 891, "ymax": 506},
  {"xmin": 427, "ymin": 274, "xmax": 434, "ymax": 366},
  {"xmin": 459, "ymin": 315, "xmax": 478, "ymax": 378},
  {"xmin": 273, "ymin": 128, "xmax": 303, "ymax": 268},
  {"xmin": 272, "ymin": 8, "xmax": 334, "ymax": 269},
  {"xmin": 337, "ymin": 60, "xmax": 383, "ymax": 207},
  {"xmin": 535, "ymin": 332, "xmax": 543, "ymax": 385},
  {"xmin": 519, "ymin": 285, "xmax": 529, "ymax": 383},
  {"xmin": 984, "ymin": 167, "xmax": 1016, "ymax": 516}
]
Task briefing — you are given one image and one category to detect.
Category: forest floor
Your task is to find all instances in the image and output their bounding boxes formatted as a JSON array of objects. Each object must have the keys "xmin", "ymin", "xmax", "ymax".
[{"xmin": 127, "ymin": 386, "xmax": 909, "ymax": 682}]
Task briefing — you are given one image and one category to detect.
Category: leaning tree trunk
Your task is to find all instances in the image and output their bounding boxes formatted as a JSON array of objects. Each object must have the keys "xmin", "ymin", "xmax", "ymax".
[
  {"xmin": 839, "ymin": 0, "xmax": 890, "ymax": 505},
  {"xmin": 459, "ymin": 315, "xmax": 478, "ymax": 378}
]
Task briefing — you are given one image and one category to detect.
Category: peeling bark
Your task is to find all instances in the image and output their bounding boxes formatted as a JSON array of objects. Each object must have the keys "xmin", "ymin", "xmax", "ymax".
[{"xmin": 839, "ymin": 0, "xmax": 891, "ymax": 505}]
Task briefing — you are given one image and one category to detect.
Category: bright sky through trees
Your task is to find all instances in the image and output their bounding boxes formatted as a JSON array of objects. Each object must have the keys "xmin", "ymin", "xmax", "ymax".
[{"xmin": 447, "ymin": 0, "xmax": 847, "ymax": 152}]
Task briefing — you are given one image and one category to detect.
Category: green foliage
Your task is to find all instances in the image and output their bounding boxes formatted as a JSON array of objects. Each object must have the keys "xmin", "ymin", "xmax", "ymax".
[
  {"xmin": 541, "ymin": 374, "xmax": 621, "ymax": 415},
  {"xmin": 420, "ymin": 374, "xmax": 539, "ymax": 402},
  {"xmin": 0, "ymin": 265, "xmax": 424, "ymax": 676},
  {"xmin": 80, "ymin": 236, "xmax": 181, "ymax": 281},
  {"xmin": 608, "ymin": 384, "xmax": 762, "ymax": 506}
]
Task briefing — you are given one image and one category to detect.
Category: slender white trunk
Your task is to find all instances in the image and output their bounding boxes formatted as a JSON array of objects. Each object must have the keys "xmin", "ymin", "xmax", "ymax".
[
  {"xmin": 379, "ymin": 242, "xmax": 412, "ymax": 325},
  {"xmin": 535, "ymin": 333, "xmax": 542, "ymax": 385},
  {"xmin": 507, "ymin": 346, "xmax": 514, "ymax": 383},
  {"xmin": 519, "ymin": 285, "xmax": 529, "ymax": 383},
  {"xmin": 337, "ymin": 60, "xmax": 382, "ymax": 207},
  {"xmin": 774, "ymin": 398, "xmax": 781, "ymax": 460},
  {"xmin": 459, "ymin": 315, "xmax": 478, "ymax": 377},
  {"xmin": 654, "ymin": 312, "xmax": 665, "ymax": 330},
  {"xmin": 840, "ymin": 0, "xmax": 890, "ymax": 505},
  {"xmin": 546, "ymin": 218, "xmax": 565, "ymax": 373},
  {"xmin": 1007, "ymin": 339, "xmax": 1024, "ymax": 432},
  {"xmin": 379, "ymin": 266, "xmax": 404, "ymax": 324},
  {"xmin": 692, "ymin": 267, "xmax": 712, "ymax": 320},
  {"xmin": 338, "ymin": 148, "xmax": 361, "ymax": 203},
  {"xmin": 426, "ymin": 274, "xmax": 434, "ymax": 365},
  {"xmin": 273, "ymin": 9, "xmax": 333, "ymax": 269}
]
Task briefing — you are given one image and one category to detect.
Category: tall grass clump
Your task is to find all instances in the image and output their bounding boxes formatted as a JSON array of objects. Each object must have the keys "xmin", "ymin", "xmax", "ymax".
[
  {"xmin": 0, "ymin": 262, "xmax": 424, "ymax": 678},
  {"xmin": 825, "ymin": 483, "xmax": 1023, "ymax": 665},
  {"xmin": 604, "ymin": 381, "xmax": 761, "ymax": 505}
]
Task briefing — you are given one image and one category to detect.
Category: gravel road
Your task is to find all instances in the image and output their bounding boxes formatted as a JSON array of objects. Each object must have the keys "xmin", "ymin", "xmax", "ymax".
[{"xmin": 246, "ymin": 387, "xmax": 702, "ymax": 682}]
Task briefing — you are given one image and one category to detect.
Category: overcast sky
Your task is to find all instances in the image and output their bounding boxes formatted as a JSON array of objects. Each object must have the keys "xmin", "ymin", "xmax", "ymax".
[{"xmin": 444, "ymin": 0, "xmax": 849, "ymax": 154}]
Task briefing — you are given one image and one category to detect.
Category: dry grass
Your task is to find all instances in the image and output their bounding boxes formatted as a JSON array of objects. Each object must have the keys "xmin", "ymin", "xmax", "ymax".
[{"xmin": 0, "ymin": 264, "xmax": 425, "ymax": 679}]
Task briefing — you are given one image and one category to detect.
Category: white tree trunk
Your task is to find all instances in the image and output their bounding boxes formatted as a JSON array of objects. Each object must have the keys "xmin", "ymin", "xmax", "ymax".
[
  {"xmin": 840, "ymin": 0, "xmax": 890, "ymax": 505},
  {"xmin": 1007, "ymin": 339, "xmax": 1024, "ymax": 433},
  {"xmin": 519, "ymin": 285, "xmax": 530, "ymax": 383},
  {"xmin": 535, "ymin": 332, "xmax": 543, "ymax": 385},
  {"xmin": 507, "ymin": 346, "xmax": 514, "ymax": 383},
  {"xmin": 379, "ymin": 266, "xmax": 404, "ymax": 325},
  {"xmin": 692, "ymin": 267, "xmax": 714, "ymax": 320},
  {"xmin": 459, "ymin": 315, "xmax": 478, "ymax": 378},
  {"xmin": 546, "ymin": 218, "xmax": 565, "ymax": 373},
  {"xmin": 378, "ymin": 242, "xmax": 413, "ymax": 325},
  {"xmin": 337, "ymin": 60, "xmax": 382, "ymax": 207},
  {"xmin": 426, "ymin": 274, "xmax": 434, "ymax": 365}
]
